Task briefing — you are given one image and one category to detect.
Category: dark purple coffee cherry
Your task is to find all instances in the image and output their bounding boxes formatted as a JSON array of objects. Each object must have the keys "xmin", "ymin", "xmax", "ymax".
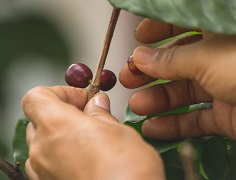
[
  {"xmin": 100, "ymin": 69, "xmax": 117, "ymax": 91},
  {"xmin": 65, "ymin": 63, "xmax": 93, "ymax": 88},
  {"xmin": 127, "ymin": 55, "xmax": 143, "ymax": 75}
]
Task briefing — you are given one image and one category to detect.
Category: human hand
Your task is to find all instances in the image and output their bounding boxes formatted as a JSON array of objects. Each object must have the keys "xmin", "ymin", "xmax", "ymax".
[
  {"xmin": 22, "ymin": 86, "xmax": 164, "ymax": 180},
  {"xmin": 119, "ymin": 18, "xmax": 236, "ymax": 141}
]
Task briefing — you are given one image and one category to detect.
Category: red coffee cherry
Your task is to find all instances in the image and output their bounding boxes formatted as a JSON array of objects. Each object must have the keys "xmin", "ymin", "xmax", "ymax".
[
  {"xmin": 100, "ymin": 69, "xmax": 117, "ymax": 91},
  {"xmin": 127, "ymin": 55, "xmax": 143, "ymax": 75},
  {"xmin": 65, "ymin": 63, "xmax": 93, "ymax": 88}
]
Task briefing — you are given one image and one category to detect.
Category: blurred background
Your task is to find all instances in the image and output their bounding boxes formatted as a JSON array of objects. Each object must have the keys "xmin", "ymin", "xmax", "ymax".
[{"xmin": 0, "ymin": 0, "xmax": 142, "ymax": 178}]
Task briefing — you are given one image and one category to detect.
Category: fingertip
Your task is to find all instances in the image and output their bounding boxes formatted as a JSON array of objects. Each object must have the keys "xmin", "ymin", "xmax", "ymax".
[
  {"xmin": 119, "ymin": 64, "xmax": 155, "ymax": 89},
  {"xmin": 84, "ymin": 93, "xmax": 119, "ymax": 123},
  {"xmin": 85, "ymin": 92, "xmax": 111, "ymax": 115},
  {"xmin": 142, "ymin": 120, "xmax": 154, "ymax": 138},
  {"xmin": 133, "ymin": 46, "xmax": 162, "ymax": 79},
  {"xmin": 93, "ymin": 92, "xmax": 110, "ymax": 111},
  {"xmin": 128, "ymin": 92, "xmax": 146, "ymax": 116},
  {"xmin": 133, "ymin": 46, "xmax": 156, "ymax": 66}
]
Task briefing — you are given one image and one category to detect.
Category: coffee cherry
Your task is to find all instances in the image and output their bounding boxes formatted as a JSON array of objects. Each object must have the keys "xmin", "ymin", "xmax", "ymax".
[
  {"xmin": 100, "ymin": 69, "xmax": 117, "ymax": 91},
  {"xmin": 65, "ymin": 63, "xmax": 93, "ymax": 88},
  {"xmin": 127, "ymin": 55, "xmax": 143, "ymax": 75}
]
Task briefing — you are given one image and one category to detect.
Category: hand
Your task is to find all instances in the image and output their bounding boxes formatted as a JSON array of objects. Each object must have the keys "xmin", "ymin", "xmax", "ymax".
[
  {"xmin": 119, "ymin": 18, "xmax": 236, "ymax": 141},
  {"xmin": 22, "ymin": 86, "xmax": 165, "ymax": 180}
]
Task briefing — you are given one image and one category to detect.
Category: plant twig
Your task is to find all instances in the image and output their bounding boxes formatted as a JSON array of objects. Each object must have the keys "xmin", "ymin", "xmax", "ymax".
[
  {"xmin": 0, "ymin": 159, "xmax": 27, "ymax": 180},
  {"xmin": 88, "ymin": 8, "xmax": 121, "ymax": 100}
]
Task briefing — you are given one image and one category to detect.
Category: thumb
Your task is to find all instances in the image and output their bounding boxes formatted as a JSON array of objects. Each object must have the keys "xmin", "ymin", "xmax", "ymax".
[
  {"xmin": 84, "ymin": 92, "xmax": 117, "ymax": 122},
  {"xmin": 133, "ymin": 45, "xmax": 198, "ymax": 80},
  {"xmin": 133, "ymin": 36, "xmax": 236, "ymax": 104}
]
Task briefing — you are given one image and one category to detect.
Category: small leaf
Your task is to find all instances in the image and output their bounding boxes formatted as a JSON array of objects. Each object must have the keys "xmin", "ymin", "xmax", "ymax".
[
  {"xmin": 125, "ymin": 102, "xmax": 212, "ymax": 123},
  {"xmin": 145, "ymin": 102, "xmax": 213, "ymax": 120},
  {"xmin": 108, "ymin": 0, "xmax": 236, "ymax": 34},
  {"xmin": 12, "ymin": 116, "xmax": 29, "ymax": 174}
]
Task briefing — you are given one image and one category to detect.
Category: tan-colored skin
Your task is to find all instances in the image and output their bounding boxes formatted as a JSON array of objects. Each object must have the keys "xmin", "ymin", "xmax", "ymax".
[
  {"xmin": 23, "ymin": 18, "xmax": 236, "ymax": 179},
  {"xmin": 120, "ymin": 18, "xmax": 236, "ymax": 141},
  {"xmin": 134, "ymin": 18, "xmax": 192, "ymax": 43},
  {"xmin": 23, "ymin": 86, "xmax": 165, "ymax": 180}
]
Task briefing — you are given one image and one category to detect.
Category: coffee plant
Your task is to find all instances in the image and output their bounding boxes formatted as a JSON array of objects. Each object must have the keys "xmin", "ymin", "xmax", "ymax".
[{"xmin": 1, "ymin": 0, "xmax": 236, "ymax": 179}]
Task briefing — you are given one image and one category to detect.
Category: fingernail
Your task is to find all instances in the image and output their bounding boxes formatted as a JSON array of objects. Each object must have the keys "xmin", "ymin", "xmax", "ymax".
[
  {"xmin": 94, "ymin": 92, "xmax": 110, "ymax": 110},
  {"xmin": 133, "ymin": 46, "xmax": 156, "ymax": 65}
]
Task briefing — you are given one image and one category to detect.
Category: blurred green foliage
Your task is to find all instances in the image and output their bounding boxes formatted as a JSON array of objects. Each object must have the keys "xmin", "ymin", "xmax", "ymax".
[
  {"xmin": 0, "ymin": 13, "xmax": 71, "ymax": 105},
  {"xmin": 125, "ymin": 106, "xmax": 236, "ymax": 179},
  {"xmin": 0, "ymin": 11, "xmax": 72, "ymax": 179}
]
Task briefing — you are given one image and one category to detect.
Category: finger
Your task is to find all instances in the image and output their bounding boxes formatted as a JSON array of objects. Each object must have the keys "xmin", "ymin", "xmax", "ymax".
[
  {"xmin": 22, "ymin": 86, "xmax": 88, "ymax": 126},
  {"xmin": 129, "ymin": 80, "xmax": 212, "ymax": 116},
  {"xmin": 25, "ymin": 159, "xmax": 40, "ymax": 180},
  {"xmin": 26, "ymin": 122, "xmax": 36, "ymax": 146},
  {"xmin": 119, "ymin": 34, "xmax": 202, "ymax": 89},
  {"xmin": 83, "ymin": 93, "xmax": 118, "ymax": 123},
  {"xmin": 119, "ymin": 64, "xmax": 155, "ymax": 89},
  {"xmin": 142, "ymin": 108, "xmax": 214, "ymax": 140},
  {"xmin": 134, "ymin": 18, "xmax": 195, "ymax": 44},
  {"xmin": 133, "ymin": 35, "xmax": 236, "ymax": 104}
]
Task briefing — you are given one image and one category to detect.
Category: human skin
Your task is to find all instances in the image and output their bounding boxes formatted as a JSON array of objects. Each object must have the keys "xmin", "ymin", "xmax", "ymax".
[
  {"xmin": 23, "ymin": 18, "xmax": 236, "ymax": 179},
  {"xmin": 23, "ymin": 86, "xmax": 165, "ymax": 180},
  {"xmin": 119, "ymin": 18, "xmax": 236, "ymax": 141}
]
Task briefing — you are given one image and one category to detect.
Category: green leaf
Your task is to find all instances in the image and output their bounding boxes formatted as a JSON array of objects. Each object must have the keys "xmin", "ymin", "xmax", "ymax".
[
  {"xmin": 161, "ymin": 149, "xmax": 185, "ymax": 180},
  {"xmin": 125, "ymin": 102, "xmax": 212, "ymax": 123},
  {"xmin": 0, "ymin": 14, "xmax": 71, "ymax": 106},
  {"xmin": 201, "ymin": 137, "xmax": 236, "ymax": 179},
  {"xmin": 124, "ymin": 104, "xmax": 236, "ymax": 179},
  {"xmin": 12, "ymin": 116, "xmax": 29, "ymax": 174},
  {"xmin": 0, "ymin": 139, "xmax": 8, "ymax": 158},
  {"xmin": 0, "ymin": 171, "xmax": 8, "ymax": 180},
  {"xmin": 0, "ymin": 14, "xmax": 71, "ymax": 69},
  {"xmin": 108, "ymin": 0, "xmax": 236, "ymax": 35},
  {"xmin": 147, "ymin": 138, "xmax": 183, "ymax": 154}
]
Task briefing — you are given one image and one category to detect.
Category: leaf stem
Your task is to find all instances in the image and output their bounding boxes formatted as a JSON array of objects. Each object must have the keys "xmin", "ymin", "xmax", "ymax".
[{"xmin": 88, "ymin": 8, "xmax": 121, "ymax": 100}]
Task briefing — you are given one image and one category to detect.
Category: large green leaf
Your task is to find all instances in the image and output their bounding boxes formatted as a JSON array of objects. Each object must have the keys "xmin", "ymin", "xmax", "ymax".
[
  {"xmin": 201, "ymin": 137, "xmax": 236, "ymax": 179},
  {"xmin": 12, "ymin": 116, "xmax": 29, "ymax": 174},
  {"xmin": 108, "ymin": 0, "xmax": 236, "ymax": 35}
]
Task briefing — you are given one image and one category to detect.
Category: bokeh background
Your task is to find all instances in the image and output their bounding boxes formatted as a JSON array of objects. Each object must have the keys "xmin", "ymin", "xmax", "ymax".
[{"xmin": 0, "ymin": 0, "xmax": 142, "ymax": 178}]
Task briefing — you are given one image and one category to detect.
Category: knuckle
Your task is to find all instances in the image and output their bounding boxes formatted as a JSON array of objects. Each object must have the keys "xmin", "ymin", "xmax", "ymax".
[
  {"xmin": 152, "ymin": 46, "xmax": 180, "ymax": 79},
  {"xmin": 28, "ymin": 144, "xmax": 42, "ymax": 167},
  {"xmin": 158, "ymin": 46, "xmax": 178, "ymax": 68},
  {"xmin": 22, "ymin": 86, "xmax": 47, "ymax": 108}
]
